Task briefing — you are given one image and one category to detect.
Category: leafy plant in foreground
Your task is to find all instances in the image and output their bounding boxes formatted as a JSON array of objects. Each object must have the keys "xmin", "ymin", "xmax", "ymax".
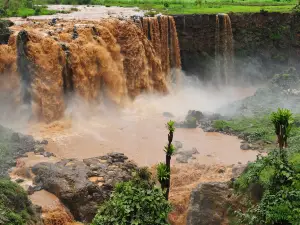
[
  {"xmin": 157, "ymin": 120, "xmax": 176, "ymax": 200},
  {"xmin": 234, "ymin": 109, "xmax": 300, "ymax": 225},
  {"xmin": 91, "ymin": 171, "xmax": 171, "ymax": 225}
]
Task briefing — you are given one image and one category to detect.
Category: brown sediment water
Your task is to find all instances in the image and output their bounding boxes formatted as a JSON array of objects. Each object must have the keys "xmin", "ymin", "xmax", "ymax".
[{"xmin": 215, "ymin": 13, "xmax": 234, "ymax": 85}]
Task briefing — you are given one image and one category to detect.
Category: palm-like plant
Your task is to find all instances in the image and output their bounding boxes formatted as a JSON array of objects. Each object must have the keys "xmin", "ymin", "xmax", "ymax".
[
  {"xmin": 270, "ymin": 108, "xmax": 294, "ymax": 151},
  {"xmin": 157, "ymin": 120, "xmax": 176, "ymax": 200}
]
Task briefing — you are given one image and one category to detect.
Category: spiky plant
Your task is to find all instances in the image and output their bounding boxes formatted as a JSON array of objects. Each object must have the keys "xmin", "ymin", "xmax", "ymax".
[
  {"xmin": 157, "ymin": 120, "xmax": 176, "ymax": 200},
  {"xmin": 270, "ymin": 108, "xmax": 294, "ymax": 151}
]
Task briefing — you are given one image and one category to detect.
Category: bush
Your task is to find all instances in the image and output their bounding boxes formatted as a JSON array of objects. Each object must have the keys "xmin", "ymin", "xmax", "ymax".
[
  {"xmin": 92, "ymin": 168, "xmax": 171, "ymax": 225},
  {"xmin": 234, "ymin": 148, "xmax": 300, "ymax": 225},
  {"xmin": 0, "ymin": 178, "xmax": 36, "ymax": 225}
]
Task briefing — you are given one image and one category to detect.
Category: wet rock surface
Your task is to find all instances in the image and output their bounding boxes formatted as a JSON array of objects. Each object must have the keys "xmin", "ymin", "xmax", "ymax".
[
  {"xmin": 31, "ymin": 152, "xmax": 137, "ymax": 222},
  {"xmin": 175, "ymin": 148, "xmax": 199, "ymax": 163},
  {"xmin": 187, "ymin": 182, "xmax": 233, "ymax": 225},
  {"xmin": 0, "ymin": 125, "xmax": 47, "ymax": 177},
  {"xmin": 0, "ymin": 20, "xmax": 13, "ymax": 44}
]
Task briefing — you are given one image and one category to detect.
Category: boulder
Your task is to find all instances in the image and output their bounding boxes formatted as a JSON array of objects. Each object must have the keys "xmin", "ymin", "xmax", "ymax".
[
  {"xmin": 232, "ymin": 164, "xmax": 247, "ymax": 179},
  {"xmin": 187, "ymin": 182, "xmax": 233, "ymax": 225},
  {"xmin": 32, "ymin": 152, "xmax": 137, "ymax": 222},
  {"xmin": 240, "ymin": 143, "xmax": 251, "ymax": 150},
  {"xmin": 0, "ymin": 20, "xmax": 13, "ymax": 44},
  {"xmin": 176, "ymin": 148, "xmax": 199, "ymax": 163}
]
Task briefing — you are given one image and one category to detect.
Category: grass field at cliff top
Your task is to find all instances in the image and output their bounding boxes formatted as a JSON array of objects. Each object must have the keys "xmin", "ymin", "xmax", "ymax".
[{"xmin": 90, "ymin": 0, "xmax": 298, "ymax": 14}]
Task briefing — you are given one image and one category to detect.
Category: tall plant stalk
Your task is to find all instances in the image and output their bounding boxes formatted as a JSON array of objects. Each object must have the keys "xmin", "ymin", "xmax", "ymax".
[{"xmin": 157, "ymin": 120, "xmax": 175, "ymax": 200}]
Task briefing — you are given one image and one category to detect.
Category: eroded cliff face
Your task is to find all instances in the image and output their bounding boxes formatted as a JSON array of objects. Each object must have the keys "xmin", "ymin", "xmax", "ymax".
[{"xmin": 174, "ymin": 12, "xmax": 300, "ymax": 84}]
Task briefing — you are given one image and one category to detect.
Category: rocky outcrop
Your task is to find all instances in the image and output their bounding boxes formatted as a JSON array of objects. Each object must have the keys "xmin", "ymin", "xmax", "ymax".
[
  {"xmin": 0, "ymin": 20, "xmax": 13, "ymax": 44},
  {"xmin": 0, "ymin": 125, "xmax": 45, "ymax": 177},
  {"xmin": 173, "ymin": 13, "xmax": 300, "ymax": 83},
  {"xmin": 187, "ymin": 182, "xmax": 233, "ymax": 225},
  {"xmin": 31, "ymin": 153, "xmax": 137, "ymax": 222}
]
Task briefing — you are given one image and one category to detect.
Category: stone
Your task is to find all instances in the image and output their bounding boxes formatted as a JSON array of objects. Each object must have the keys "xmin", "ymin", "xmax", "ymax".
[
  {"xmin": 174, "ymin": 141, "xmax": 183, "ymax": 150},
  {"xmin": 43, "ymin": 152, "xmax": 55, "ymax": 157},
  {"xmin": 34, "ymin": 146, "xmax": 45, "ymax": 154},
  {"xmin": 187, "ymin": 182, "xmax": 232, "ymax": 225},
  {"xmin": 163, "ymin": 112, "xmax": 174, "ymax": 118},
  {"xmin": 240, "ymin": 143, "xmax": 250, "ymax": 150},
  {"xmin": 11, "ymin": 132, "xmax": 20, "ymax": 143},
  {"xmin": 16, "ymin": 178, "xmax": 24, "ymax": 183},
  {"xmin": 176, "ymin": 154, "xmax": 189, "ymax": 163},
  {"xmin": 32, "ymin": 154, "xmax": 137, "ymax": 222},
  {"xmin": 232, "ymin": 164, "xmax": 247, "ymax": 179},
  {"xmin": 0, "ymin": 20, "xmax": 13, "ymax": 44}
]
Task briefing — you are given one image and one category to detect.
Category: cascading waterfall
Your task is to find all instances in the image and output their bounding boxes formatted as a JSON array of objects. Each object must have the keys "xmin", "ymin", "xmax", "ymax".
[
  {"xmin": 215, "ymin": 13, "xmax": 234, "ymax": 85},
  {"xmin": 141, "ymin": 16, "xmax": 181, "ymax": 85},
  {"xmin": 0, "ymin": 16, "xmax": 181, "ymax": 123}
]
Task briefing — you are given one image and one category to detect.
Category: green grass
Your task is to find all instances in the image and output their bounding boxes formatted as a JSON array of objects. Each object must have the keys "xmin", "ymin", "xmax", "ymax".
[
  {"xmin": 213, "ymin": 114, "xmax": 300, "ymax": 150},
  {"xmin": 5, "ymin": 8, "xmax": 57, "ymax": 17},
  {"xmin": 91, "ymin": 0, "xmax": 298, "ymax": 14}
]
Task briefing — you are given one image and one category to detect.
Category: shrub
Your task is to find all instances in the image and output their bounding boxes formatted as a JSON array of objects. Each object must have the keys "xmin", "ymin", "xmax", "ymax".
[
  {"xmin": 0, "ymin": 178, "xmax": 36, "ymax": 225},
  {"xmin": 91, "ymin": 179, "xmax": 171, "ymax": 225}
]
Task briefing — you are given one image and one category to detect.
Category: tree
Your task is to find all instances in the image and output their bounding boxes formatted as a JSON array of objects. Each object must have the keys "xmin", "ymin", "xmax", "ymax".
[{"xmin": 157, "ymin": 120, "xmax": 176, "ymax": 200}]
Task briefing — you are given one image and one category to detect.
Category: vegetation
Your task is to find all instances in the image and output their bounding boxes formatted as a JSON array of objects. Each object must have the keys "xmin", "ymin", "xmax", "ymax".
[
  {"xmin": 0, "ymin": 178, "xmax": 38, "ymax": 225},
  {"xmin": 232, "ymin": 109, "xmax": 300, "ymax": 225},
  {"xmin": 157, "ymin": 120, "xmax": 176, "ymax": 200},
  {"xmin": 1, "ymin": 0, "xmax": 299, "ymax": 16},
  {"xmin": 0, "ymin": 0, "xmax": 57, "ymax": 17},
  {"xmin": 91, "ymin": 168, "xmax": 171, "ymax": 225}
]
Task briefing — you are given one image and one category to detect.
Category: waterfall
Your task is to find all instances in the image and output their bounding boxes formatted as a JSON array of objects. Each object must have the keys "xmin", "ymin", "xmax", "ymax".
[
  {"xmin": 141, "ymin": 16, "xmax": 181, "ymax": 83},
  {"xmin": 215, "ymin": 13, "xmax": 234, "ymax": 85},
  {"xmin": 0, "ymin": 17, "xmax": 181, "ymax": 123}
]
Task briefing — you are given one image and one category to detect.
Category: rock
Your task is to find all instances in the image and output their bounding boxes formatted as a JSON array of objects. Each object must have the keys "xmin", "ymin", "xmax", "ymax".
[
  {"xmin": 218, "ymin": 168, "xmax": 225, "ymax": 173},
  {"xmin": 16, "ymin": 178, "xmax": 24, "ymax": 183},
  {"xmin": 177, "ymin": 147, "xmax": 199, "ymax": 156},
  {"xmin": 240, "ymin": 143, "xmax": 250, "ymax": 150},
  {"xmin": 163, "ymin": 112, "xmax": 174, "ymax": 118},
  {"xmin": 176, "ymin": 154, "xmax": 189, "ymax": 163},
  {"xmin": 174, "ymin": 141, "xmax": 183, "ymax": 150},
  {"xmin": 43, "ymin": 152, "xmax": 55, "ymax": 157},
  {"xmin": 11, "ymin": 132, "xmax": 20, "ymax": 142},
  {"xmin": 232, "ymin": 164, "xmax": 247, "ymax": 178},
  {"xmin": 32, "ymin": 153, "xmax": 137, "ymax": 222},
  {"xmin": 34, "ymin": 146, "xmax": 45, "ymax": 154},
  {"xmin": 0, "ymin": 20, "xmax": 13, "ymax": 44},
  {"xmin": 187, "ymin": 182, "xmax": 233, "ymax": 225},
  {"xmin": 187, "ymin": 110, "xmax": 204, "ymax": 122}
]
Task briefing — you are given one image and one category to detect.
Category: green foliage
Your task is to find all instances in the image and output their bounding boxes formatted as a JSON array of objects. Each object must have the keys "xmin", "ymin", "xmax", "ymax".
[
  {"xmin": 166, "ymin": 120, "xmax": 175, "ymax": 133},
  {"xmin": 157, "ymin": 163, "xmax": 169, "ymax": 183},
  {"xmin": 91, "ymin": 179, "xmax": 171, "ymax": 225},
  {"xmin": 164, "ymin": 143, "xmax": 175, "ymax": 156},
  {"xmin": 0, "ymin": 179, "xmax": 34, "ymax": 225}
]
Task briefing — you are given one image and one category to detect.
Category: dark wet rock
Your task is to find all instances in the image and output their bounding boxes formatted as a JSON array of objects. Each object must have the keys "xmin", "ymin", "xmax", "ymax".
[
  {"xmin": 163, "ymin": 112, "xmax": 174, "ymax": 118},
  {"xmin": 232, "ymin": 164, "xmax": 247, "ymax": 179},
  {"xmin": 0, "ymin": 20, "xmax": 13, "ymax": 44},
  {"xmin": 32, "ymin": 153, "xmax": 137, "ymax": 222},
  {"xmin": 240, "ymin": 143, "xmax": 251, "ymax": 150},
  {"xmin": 187, "ymin": 182, "xmax": 233, "ymax": 225},
  {"xmin": 43, "ymin": 152, "xmax": 55, "ymax": 158},
  {"xmin": 49, "ymin": 18, "xmax": 57, "ymax": 26},
  {"xmin": 218, "ymin": 168, "xmax": 225, "ymax": 173},
  {"xmin": 16, "ymin": 178, "xmax": 24, "ymax": 183},
  {"xmin": 34, "ymin": 146, "xmax": 45, "ymax": 154}
]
